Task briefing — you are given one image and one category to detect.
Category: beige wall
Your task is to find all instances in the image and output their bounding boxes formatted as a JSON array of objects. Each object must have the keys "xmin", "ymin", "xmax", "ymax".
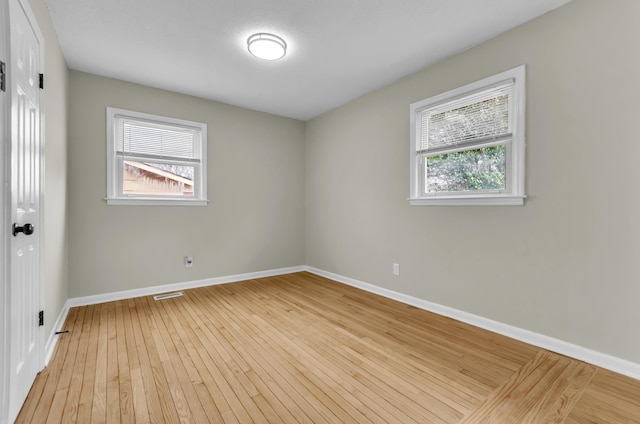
[
  {"xmin": 68, "ymin": 71, "xmax": 305, "ymax": 298},
  {"xmin": 28, "ymin": 0, "xmax": 69, "ymax": 340},
  {"xmin": 305, "ymin": 0, "xmax": 640, "ymax": 364}
]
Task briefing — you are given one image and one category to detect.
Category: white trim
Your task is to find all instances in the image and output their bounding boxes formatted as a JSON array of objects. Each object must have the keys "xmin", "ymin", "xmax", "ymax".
[
  {"xmin": 409, "ymin": 194, "xmax": 526, "ymax": 206},
  {"xmin": 44, "ymin": 300, "xmax": 70, "ymax": 366},
  {"xmin": 105, "ymin": 197, "xmax": 209, "ymax": 206},
  {"xmin": 67, "ymin": 266, "xmax": 306, "ymax": 307},
  {"xmin": 304, "ymin": 266, "xmax": 640, "ymax": 381},
  {"xmin": 31, "ymin": 0, "xmax": 46, "ymax": 372}
]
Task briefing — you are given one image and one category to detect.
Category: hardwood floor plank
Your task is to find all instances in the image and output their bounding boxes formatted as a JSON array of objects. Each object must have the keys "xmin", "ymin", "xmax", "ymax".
[
  {"xmin": 90, "ymin": 302, "xmax": 109, "ymax": 424},
  {"xmin": 59, "ymin": 304, "xmax": 94, "ymax": 424},
  {"xmin": 76, "ymin": 303, "xmax": 102, "ymax": 423},
  {"xmin": 121, "ymin": 298, "xmax": 149, "ymax": 424},
  {"xmin": 149, "ymin": 296, "xmax": 214, "ymax": 423},
  {"xmin": 268, "ymin": 276, "xmax": 486, "ymax": 403},
  {"xmin": 236, "ymin": 309, "xmax": 427, "ymax": 423},
  {"xmin": 267, "ymin": 275, "xmax": 526, "ymax": 393},
  {"xmin": 156, "ymin": 297, "xmax": 236, "ymax": 423},
  {"xmin": 168, "ymin": 294, "xmax": 260, "ymax": 423},
  {"xmin": 212, "ymin": 282, "xmax": 383, "ymax": 422},
  {"xmin": 14, "ymin": 366, "xmax": 49, "ymax": 424},
  {"xmin": 190, "ymin": 288, "xmax": 325, "ymax": 422},
  {"xmin": 567, "ymin": 368, "xmax": 640, "ymax": 423},
  {"xmin": 133, "ymin": 296, "xmax": 181, "ymax": 423},
  {"xmin": 459, "ymin": 350, "xmax": 598, "ymax": 423},
  {"xmin": 46, "ymin": 306, "xmax": 88, "ymax": 424},
  {"xmin": 534, "ymin": 359, "xmax": 596, "ymax": 423},
  {"xmin": 106, "ymin": 302, "xmax": 121, "ymax": 424},
  {"xmin": 223, "ymin": 279, "xmax": 459, "ymax": 423},
  {"xmin": 114, "ymin": 301, "xmax": 134, "ymax": 424},
  {"xmin": 128, "ymin": 297, "xmax": 164, "ymax": 424},
  {"xmin": 191, "ymin": 286, "xmax": 362, "ymax": 423},
  {"xmin": 171, "ymin": 319, "xmax": 252, "ymax": 422},
  {"xmin": 297, "ymin": 273, "xmax": 537, "ymax": 370},
  {"xmin": 241, "ymin": 277, "xmax": 493, "ymax": 418},
  {"xmin": 15, "ymin": 272, "xmax": 640, "ymax": 423},
  {"xmin": 167, "ymin": 324, "xmax": 232, "ymax": 421}
]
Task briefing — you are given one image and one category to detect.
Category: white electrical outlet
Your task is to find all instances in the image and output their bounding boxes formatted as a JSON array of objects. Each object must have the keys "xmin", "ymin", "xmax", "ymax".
[
  {"xmin": 184, "ymin": 255, "xmax": 193, "ymax": 268},
  {"xmin": 393, "ymin": 263, "xmax": 400, "ymax": 276}
]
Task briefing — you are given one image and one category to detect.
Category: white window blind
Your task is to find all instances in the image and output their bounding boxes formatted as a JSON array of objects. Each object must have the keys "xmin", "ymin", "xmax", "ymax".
[
  {"xmin": 119, "ymin": 120, "xmax": 199, "ymax": 161},
  {"xmin": 418, "ymin": 82, "xmax": 513, "ymax": 152}
]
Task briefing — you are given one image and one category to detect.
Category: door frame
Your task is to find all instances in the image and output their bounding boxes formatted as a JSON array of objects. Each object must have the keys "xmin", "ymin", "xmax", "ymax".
[
  {"xmin": 0, "ymin": 0, "xmax": 8, "ymax": 421},
  {"xmin": 1, "ymin": 0, "xmax": 45, "ymax": 422}
]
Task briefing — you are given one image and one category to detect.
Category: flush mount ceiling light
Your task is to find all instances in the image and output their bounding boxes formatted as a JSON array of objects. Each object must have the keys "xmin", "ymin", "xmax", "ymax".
[{"xmin": 247, "ymin": 33, "xmax": 287, "ymax": 61}]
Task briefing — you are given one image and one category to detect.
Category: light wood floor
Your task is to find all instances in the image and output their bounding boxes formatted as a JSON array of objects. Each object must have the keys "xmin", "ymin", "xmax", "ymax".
[{"xmin": 17, "ymin": 272, "xmax": 640, "ymax": 423}]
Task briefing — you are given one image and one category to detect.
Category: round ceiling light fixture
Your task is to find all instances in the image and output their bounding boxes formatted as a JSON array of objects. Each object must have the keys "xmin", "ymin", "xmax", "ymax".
[{"xmin": 247, "ymin": 33, "xmax": 287, "ymax": 61}]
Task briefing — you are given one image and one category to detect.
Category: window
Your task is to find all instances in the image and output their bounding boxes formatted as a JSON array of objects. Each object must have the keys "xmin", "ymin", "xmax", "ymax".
[
  {"xmin": 106, "ymin": 107, "xmax": 208, "ymax": 206},
  {"xmin": 409, "ymin": 66, "xmax": 525, "ymax": 206}
]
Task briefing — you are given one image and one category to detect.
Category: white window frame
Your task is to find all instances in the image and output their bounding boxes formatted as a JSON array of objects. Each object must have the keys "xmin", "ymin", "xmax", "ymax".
[
  {"xmin": 409, "ymin": 65, "xmax": 526, "ymax": 206},
  {"xmin": 106, "ymin": 107, "xmax": 208, "ymax": 206}
]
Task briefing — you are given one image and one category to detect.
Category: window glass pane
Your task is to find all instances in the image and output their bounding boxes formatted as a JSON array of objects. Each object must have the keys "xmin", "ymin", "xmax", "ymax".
[
  {"xmin": 425, "ymin": 145, "xmax": 506, "ymax": 193},
  {"xmin": 123, "ymin": 160, "xmax": 194, "ymax": 197}
]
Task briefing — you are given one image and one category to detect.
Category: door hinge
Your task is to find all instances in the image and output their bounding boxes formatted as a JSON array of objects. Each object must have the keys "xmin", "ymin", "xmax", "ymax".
[
  {"xmin": 39, "ymin": 73, "xmax": 44, "ymax": 89},
  {"xmin": 38, "ymin": 310, "xmax": 44, "ymax": 327},
  {"xmin": 0, "ymin": 61, "xmax": 6, "ymax": 92}
]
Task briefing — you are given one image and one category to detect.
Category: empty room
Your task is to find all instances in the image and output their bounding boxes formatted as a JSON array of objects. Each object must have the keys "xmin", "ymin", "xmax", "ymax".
[{"xmin": 1, "ymin": 0, "xmax": 640, "ymax": 422}]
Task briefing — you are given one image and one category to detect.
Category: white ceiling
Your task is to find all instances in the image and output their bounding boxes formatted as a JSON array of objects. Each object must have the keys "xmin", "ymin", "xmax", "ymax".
[{"xmin": 45, "ymin": 0, "xmax": 571, "ymax": 121}]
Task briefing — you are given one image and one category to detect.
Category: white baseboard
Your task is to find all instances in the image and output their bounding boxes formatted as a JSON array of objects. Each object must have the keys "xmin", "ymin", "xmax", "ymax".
[
  {"xmin": 44, "ymin": 300, "xmax": 70, "ymax": 366},
  {"xmin": 67, "ymin": 265, "xmax": 306, "ymax": 308},
  {"xmin": 305, "ymin": 266, "xmax": 640, "ymax": 381}
]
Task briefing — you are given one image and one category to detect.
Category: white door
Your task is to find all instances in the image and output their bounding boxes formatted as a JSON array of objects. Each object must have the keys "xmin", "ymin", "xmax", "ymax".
[{"xmin": 7, "ymin": 0, "xmax": 44, "ymax": 421}]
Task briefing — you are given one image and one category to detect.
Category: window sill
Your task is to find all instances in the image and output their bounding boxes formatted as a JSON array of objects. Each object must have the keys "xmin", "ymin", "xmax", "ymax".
[
  {"xmin": 106, "ymin": 197, "xmax": 209, "ymax": 206},
  {"xmin": 409, "ymin": 194, "xmax": 525, "ymax": 206}
]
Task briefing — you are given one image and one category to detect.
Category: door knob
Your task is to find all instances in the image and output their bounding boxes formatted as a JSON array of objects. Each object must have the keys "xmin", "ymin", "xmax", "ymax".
[{"xmin": 12, "ymin": 223, "xmax": 34, "ymax": 236}]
